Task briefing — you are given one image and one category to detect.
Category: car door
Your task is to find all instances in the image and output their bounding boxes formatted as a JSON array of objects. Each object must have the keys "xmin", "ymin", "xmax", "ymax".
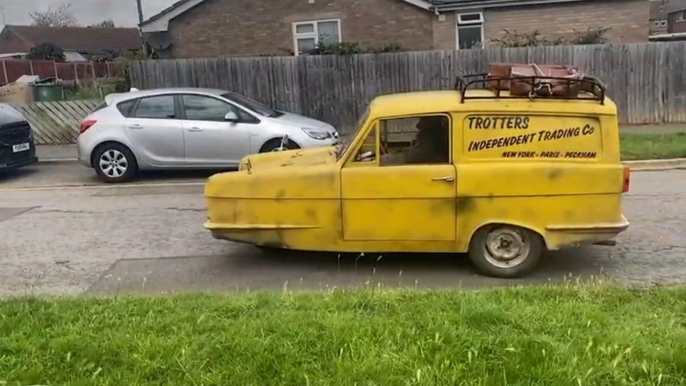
[
  {"xmin": 340, "ymin": 115, "xmax": 457, "ymax": 241},
  {"xmin": 124, "ymin": 94, "xmax": 185, "ymax": 166},
  {"xmin": 180, "ymin": 94, "xmax": 255, "ymax": 167}
]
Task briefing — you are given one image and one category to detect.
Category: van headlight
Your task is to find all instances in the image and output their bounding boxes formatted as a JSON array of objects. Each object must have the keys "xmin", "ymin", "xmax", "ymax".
[{"xmin": 302, "ymin": 128, "xmax": 332, "ymax": 140}]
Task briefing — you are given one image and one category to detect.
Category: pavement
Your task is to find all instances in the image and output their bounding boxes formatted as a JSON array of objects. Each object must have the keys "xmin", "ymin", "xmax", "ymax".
[{"xmin": 0, "ymin": 162, "xmax": 685, "ymax": 297}]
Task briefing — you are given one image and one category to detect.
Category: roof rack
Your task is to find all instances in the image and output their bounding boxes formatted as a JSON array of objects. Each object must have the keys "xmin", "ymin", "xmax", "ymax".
[{"xmin": 454, "ymin": 73, "xmax": 606, "ymax": 105}]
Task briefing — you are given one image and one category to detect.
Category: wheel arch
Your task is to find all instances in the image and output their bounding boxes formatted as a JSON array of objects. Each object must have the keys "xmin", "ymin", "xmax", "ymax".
[
  {"xmin": 259, "ymin": 137, "xmax": 301, "ymax": 153},
  {"xmin": 467, "ymin": 221, "xmax": 549, "ymax": 251}
]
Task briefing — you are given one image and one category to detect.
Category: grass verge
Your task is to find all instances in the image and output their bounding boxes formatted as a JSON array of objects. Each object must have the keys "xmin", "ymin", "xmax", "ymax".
[
  {"xmin": 621, "ymin": 132, "xmax": 686, "ymax": 161},
  {"xmin": 1, "ymin": 286, "xmax": 686, "ymax": 385}
]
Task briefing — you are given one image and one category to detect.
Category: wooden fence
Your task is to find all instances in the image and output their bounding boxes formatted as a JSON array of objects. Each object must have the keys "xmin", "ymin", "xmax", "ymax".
[
  {"xmin": 13, "ymin": 100, "xmax": 101, "ymax": 145},
  {"xmin": 0, "ymin": 60, "xmax": 123, "ymax": 86},
  {"xmin": 130, "ymin": 42, "xmax": 686, "ymax": 132}
]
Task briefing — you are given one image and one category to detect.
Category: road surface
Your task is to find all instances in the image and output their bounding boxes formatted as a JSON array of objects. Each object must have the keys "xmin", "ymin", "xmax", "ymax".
[{"xmin": 0, "ymin": 163, "xmax": 684, "ymax": 296}]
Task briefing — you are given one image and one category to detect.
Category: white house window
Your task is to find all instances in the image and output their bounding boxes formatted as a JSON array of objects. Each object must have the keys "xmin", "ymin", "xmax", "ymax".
[
  {"xmin": 677, "ymin": 12, "xmax": 686, "ymax": 22},
  {"xmin": 457, "ymin": 12, "xmax": 484, "ymax": 50},
  {"xmin": 292, "ymin": 19, "xmax": 341, "ymax": 55}
]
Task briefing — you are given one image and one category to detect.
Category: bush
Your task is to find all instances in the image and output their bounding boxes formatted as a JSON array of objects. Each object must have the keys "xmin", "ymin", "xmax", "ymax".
[
  {"xmin": 302, "ymin": 41, "xmax": 406, "ymax": 56},
  {"xmin": 492, "ymin": 27, "xmax": 611, "ymax": 48}
]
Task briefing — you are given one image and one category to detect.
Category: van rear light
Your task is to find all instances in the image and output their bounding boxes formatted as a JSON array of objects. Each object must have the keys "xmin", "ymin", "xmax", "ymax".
[
  {"xmin": 622, "ymin": 166, "xmax": 631, "ymax": 193},
  {"xmin": 80, "ymin": 120, "xmax": 97, "ymax": 134}
]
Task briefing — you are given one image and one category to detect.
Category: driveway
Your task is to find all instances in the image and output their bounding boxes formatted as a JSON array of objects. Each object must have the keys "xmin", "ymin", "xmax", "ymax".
[{"xmin": 0, "ymin": 164, "xmax": 684, "ymax": 296}]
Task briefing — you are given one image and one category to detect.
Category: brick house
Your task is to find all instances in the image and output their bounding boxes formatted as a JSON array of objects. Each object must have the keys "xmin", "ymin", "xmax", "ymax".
[
  {"xmin": 140, "ymin": 0, "xmax": 648, "ymax": 59},
  {"xmin": 649, "ymin": 0, "xmax": 686, "ymax": 40},
  {"xmin": 0, "ymin": 25, "xmax": 143, "ymax": 61}
]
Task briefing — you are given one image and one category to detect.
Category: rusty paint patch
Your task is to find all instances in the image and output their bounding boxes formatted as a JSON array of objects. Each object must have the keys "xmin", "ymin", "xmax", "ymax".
[
  {"xmin": 548, "ymin": 168, "xmax": 563, "ymax": 180},
  {"xmin": 456, "ymin": 196, "xmax": 477, "ymax": 214}
]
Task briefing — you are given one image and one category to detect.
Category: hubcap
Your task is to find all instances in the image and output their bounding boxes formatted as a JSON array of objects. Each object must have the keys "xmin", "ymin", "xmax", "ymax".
[
  {"xmin": 99, "ymin": 149, "xmax": 128, "ymax": 178},
  {"xmin": 483, "ymin": 227, "xmax": 531, "ymax": 268}
]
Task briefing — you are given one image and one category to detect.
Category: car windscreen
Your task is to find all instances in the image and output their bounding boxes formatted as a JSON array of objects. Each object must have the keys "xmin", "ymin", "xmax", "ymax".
[{"xmin": 221, "ymin": 92, "xmax": 280, "ymax": 117}]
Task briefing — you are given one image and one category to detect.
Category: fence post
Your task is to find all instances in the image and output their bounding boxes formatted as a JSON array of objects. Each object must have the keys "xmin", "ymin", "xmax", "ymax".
[
  {"xmin": 53, "ymin": 61, "xmax": 58, "ymax": 78},
  {"xmin": 1, "ymin": 61, "xmax": 7, "ymax": 84},
  {"xmin": 29, "ymin": 60, "xmax": 34, "ymax": 76}
]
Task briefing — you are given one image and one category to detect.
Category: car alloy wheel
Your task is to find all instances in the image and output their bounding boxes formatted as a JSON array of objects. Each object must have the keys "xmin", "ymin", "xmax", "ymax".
[{"xmin": 99, "ymin": 149, "xmax": 128, "ymax": 179}]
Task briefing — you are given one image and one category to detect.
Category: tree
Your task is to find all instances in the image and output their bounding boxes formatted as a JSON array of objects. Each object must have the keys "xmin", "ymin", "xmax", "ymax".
[
  {"xmin": 29, "ymin": 2, "xmax": 78, "ymax": 27},
  {"xmin": 91, "ymin": 19, "xmax": 115, "ymax": 28},
  {"xmin": 26, "ymin": 42, "xmax": 66, "ymax": 62}
]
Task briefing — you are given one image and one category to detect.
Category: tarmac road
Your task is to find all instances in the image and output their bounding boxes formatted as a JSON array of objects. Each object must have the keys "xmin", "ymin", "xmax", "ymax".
[{"xmin": 0, "ymin": 163, "xmax": 684, "ymax": 297}]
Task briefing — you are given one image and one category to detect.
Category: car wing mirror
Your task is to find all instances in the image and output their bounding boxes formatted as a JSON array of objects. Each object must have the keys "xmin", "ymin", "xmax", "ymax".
[{"xmin": 224, "ymin": 111, "xmax": 239, "ymax": 122}]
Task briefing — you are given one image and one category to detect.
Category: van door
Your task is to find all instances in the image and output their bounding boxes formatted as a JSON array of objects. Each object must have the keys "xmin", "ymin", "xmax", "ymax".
[{"xmin": 340, "ymin": 115, "xmax": 456, "ymax": 241}]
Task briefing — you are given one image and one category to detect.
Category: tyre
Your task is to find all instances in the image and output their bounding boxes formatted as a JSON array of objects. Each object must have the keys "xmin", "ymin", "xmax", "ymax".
[
  {"xmin": 260, "ymin": 138, "xmax": 300, "ymax": 153},
  {"xmin": 467, "ymin": 224, "xmax": 543, "ymax": 278},
  {"xmin": 93, "ymin": 143, "xmax": 139, "ymax": 183}
]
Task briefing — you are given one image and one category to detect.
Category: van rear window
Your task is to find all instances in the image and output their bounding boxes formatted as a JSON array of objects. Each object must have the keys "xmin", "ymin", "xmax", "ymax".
[{"xmin": 463, "ymin": 115, "xmax": 602, "ymax": 160}]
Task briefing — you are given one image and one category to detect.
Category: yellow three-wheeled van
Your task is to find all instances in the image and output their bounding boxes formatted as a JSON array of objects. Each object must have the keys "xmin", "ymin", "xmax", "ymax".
[{"xmin": 204, "ymin": 70, "xmax": 630, "ymax": 278}]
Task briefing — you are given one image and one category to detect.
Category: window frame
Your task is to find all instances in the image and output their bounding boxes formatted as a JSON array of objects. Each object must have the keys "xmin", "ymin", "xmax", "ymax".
[
  {"xmin": 344, "ymin": 113, "xmax": 453, "ymax": 167},
  {"xmin": 129, "ymin": 94, "xmax": 179, "ymax": 120},
  {"xmin": 292, "ymin": 19, "xmax": 342, "ymax": 56},
  {"xmin": 456, "ymin": 11, "xmax": 484, "ymax": 50},
  {"xmin": 677, "ymin": 12, "xmax": 686, "ymax": 22}
]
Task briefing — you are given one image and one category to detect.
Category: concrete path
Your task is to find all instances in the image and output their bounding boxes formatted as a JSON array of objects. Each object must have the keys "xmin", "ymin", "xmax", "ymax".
[{"xmin": 0, "ymin": 164, "xmax": 684, "ymax": 297}]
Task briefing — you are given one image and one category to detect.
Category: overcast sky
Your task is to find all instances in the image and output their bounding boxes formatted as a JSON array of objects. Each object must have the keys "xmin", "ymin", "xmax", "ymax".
[{"xmin": 0, "ymin": 0, "xmax": 176, "ymax": 29}]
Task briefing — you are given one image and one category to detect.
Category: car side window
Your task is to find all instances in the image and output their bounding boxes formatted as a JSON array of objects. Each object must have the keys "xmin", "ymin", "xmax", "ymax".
[
  {"xmin": 182, "ymin": 95, "xmax": 235, "ymax": 122},
  {"xmin": 116, "ymin": 100, "xmax": 137, "ymax": 117},
  {"xmin": 379, "ymin": 115, "xmax": 450, "ymax": 166},
  {"xmin": 132, "ymin": 95, "xmax": 176, "ymax": 119},
  {"xmin": 182, "ymin": 95, "xmax": 257, "ymax": 123}
]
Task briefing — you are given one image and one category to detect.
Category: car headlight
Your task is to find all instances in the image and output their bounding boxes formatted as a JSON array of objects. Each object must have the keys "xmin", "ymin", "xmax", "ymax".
[{"xmin": 302, "ymin": 127, "xmax": 332, "ymax": 140}]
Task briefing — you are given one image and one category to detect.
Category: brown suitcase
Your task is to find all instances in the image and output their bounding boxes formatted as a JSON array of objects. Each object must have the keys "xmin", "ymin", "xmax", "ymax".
[
  {"xmin": 486, "ymin": 63, "xmax": 517, "ymax": 91},
  {"xmin": 509, "ymin": 63, "xmax": 583, "ymax": 97}
]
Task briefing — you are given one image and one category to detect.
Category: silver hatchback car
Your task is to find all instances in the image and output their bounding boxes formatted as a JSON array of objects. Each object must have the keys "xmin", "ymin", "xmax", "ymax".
[{"xmin": 77, "ymin": 88, "xmax": 339, "ymax": 183}]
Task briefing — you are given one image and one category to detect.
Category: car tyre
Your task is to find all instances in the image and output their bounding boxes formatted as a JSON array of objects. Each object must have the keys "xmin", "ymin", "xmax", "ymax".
[
  {"xmin": 467, "ymin": 224, "xmax": 543, "ymax": 278},
  {"xmin": 260, "ymin": 138, "xmax": 301, "ymax": 153},
  {"xmin": 93, "ymin": 143, "xmax": 138, "ymax": 183}
]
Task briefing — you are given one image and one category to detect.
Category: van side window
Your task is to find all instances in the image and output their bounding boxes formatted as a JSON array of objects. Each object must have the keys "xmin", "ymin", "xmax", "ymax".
[
  {"xmin": 379, "ymin": 115, "xmax": 450, "ymax": 166},
  {"xmin": 353, "ymin": 126, "xmax": 377, "ymax": 163}
]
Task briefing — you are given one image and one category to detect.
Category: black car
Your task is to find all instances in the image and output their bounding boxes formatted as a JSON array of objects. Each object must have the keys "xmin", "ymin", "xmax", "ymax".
[{"xmin": 0, "ymin": 103, "xmax": 37, "ymax": 170}]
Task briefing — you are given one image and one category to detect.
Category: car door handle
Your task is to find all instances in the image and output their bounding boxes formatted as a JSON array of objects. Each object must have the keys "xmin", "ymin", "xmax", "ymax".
[
  {"xmin": 187, "ymin": 127, "xmax": 203, "ymax": 132},
  {"xmin": 128, "ymin": 124, "xmax": 143, "ymax": 129},
  {"xmin": 432, "ymin": 176, "xmax": 455, "ymax": 182}
]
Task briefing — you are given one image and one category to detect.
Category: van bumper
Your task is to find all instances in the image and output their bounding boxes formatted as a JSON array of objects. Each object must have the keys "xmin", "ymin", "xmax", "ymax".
[{"xmin": 544, "ymin": 215, "xmax": 630, "ymax": 250}]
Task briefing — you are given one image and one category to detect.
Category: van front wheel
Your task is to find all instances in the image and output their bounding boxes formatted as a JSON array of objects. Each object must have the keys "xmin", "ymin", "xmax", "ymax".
[{"xmin": 468, "ymin": 225, "xmax": 543, "ymax": 278}]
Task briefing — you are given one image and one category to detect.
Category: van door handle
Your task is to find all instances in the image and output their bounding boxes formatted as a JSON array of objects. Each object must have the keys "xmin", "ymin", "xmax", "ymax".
[
  {"xmin": 128, "ymin": 124, "xmax": 143, "ymax": 129},
  {"xmin": 187, "ymin": 127, "xmax": 203, "ymax": 132},
  {"xmin": 432, "ymin": 176, "xmax": 455, "ymax": 182}
]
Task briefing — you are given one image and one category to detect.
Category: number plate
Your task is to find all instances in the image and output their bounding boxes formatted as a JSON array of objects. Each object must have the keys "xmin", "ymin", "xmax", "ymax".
[{"xmin": 12, "ymin": 143, "xmax": 30, "ymax": 153}]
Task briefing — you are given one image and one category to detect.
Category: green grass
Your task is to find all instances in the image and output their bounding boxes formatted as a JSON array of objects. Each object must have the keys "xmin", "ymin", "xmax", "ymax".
[
  {"xmin": 1, "ymin": 286, "xmax": 686, "ymax": 386},
  {"xmin": 621, "ymin": 132, "xmax": 686, "ymax": 161}
]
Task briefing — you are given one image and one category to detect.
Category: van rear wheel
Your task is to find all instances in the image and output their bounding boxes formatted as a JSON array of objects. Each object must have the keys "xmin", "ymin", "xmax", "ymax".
[{"xmin": 468, "ymin": 225, "xmax": 543, "ymax": 278}]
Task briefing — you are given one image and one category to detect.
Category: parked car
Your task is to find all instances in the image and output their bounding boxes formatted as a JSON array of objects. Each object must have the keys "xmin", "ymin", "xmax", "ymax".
[
  {"xmin": 0, "ymin": 103, "xmax": 37, "ymax": 172},
  {"xmin": 77, "ymin": 88, "xmax": 339, "ymax": 183}
]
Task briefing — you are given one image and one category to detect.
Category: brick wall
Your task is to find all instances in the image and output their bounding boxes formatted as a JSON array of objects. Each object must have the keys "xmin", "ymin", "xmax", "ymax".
[
  {"xmin": 483, "ymin": 0, "xmax": 649, "ymax": 45},
  {"xmin": 432, "ymin": 13, "xmax": 456, "ymax": 50},
  {"xmin": 668, "ymin": 10, "xmax": 686, "ymax": 33},
  {"xmin": 168, "ymin": 0, "xmax": 434, "ymax": 58}
]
